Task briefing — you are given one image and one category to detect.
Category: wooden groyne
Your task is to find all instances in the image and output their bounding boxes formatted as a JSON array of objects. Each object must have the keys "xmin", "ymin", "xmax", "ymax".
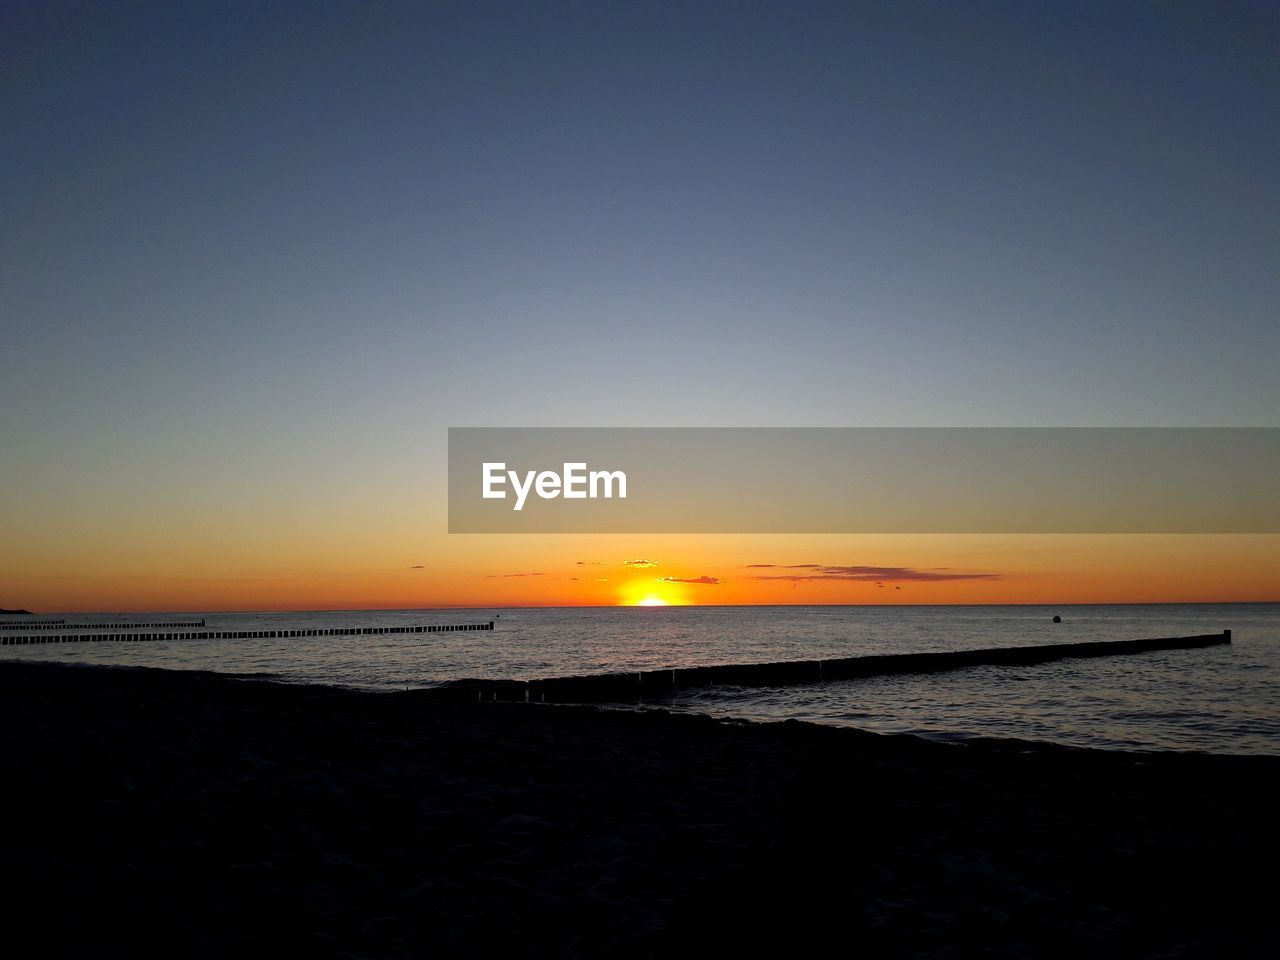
[
  {"xmin": 0, "ymin": 621, "xmax": 495, "ymax": 645},
  {"xmin": 434, "ymin": 631, "xmax": 1232, "ymax": 704},
  {"xmin": 0, "ymin": 620, "xmax": 205, "ymax": 631},
  {"xmin": 0, "ymin": 620, "xmax": 65, "ymax": 627}
]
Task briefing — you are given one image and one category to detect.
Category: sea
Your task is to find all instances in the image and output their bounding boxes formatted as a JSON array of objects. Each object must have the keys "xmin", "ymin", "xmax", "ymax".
[{"xmin": 3, "ymin": 604, "xmax": 1276, "ymax": 755}]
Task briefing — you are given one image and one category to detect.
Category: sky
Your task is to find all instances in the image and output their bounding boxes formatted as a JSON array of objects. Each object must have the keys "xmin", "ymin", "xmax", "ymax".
[{"xmin": 2, "ymin": 1, "xmax": 1277, "ymax": 611}]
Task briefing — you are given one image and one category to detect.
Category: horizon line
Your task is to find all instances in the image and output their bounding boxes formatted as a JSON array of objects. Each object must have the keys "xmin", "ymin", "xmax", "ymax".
[{"xmin": 6, "ymin": 599, "xmax": 1278, "ymax": 616}]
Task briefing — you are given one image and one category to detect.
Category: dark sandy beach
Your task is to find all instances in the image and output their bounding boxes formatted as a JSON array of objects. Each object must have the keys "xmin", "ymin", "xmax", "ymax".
[{"xmin": 3, "ymin": 661, "xmax": 1275, "ymax": 958}]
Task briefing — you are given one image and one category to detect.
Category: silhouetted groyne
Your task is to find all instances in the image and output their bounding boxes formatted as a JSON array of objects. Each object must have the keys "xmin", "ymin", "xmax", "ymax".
[
  {"xmin": 434, "ymin": 631, "xmax": 1232, "ymax": 704},
  {"xmin": 0, "ymin": 619, "xmax": 64, "ymax": 627},
  {"xmin": 1, "ymin": 620, "xmax": 205, "ymax": 631},
  {"xmin": 0, "ymin": 621, "xmax": 495, "ymax": 645}
]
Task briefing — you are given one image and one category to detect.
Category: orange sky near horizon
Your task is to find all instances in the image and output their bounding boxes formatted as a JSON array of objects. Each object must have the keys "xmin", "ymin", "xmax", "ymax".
[{"xmin": 6, "ymin": 533, "xmax": 1277, "ymax": 613}]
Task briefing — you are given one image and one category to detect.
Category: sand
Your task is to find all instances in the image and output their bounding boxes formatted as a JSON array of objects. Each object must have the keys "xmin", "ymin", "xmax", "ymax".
[{"xmin": 3, "ymin": 660, "xmax": 1275, "ymax": 958}]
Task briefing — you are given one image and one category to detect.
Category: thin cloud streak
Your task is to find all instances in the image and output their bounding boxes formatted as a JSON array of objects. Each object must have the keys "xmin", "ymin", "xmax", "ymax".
[{"xmin": 750, "ymin": 564, "xmax": 1002, "ymax": 583}]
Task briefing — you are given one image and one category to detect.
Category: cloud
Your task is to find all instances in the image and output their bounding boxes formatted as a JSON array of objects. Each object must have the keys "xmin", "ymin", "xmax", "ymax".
[
  {"xmin": 485, "ymin": 572, "xmax": 546, "ymax": 578},
  {"xmin": 410, "ymin": 565, "xmax": 424, "ymax": 569},
  {"xmin": 744, "ymin": 563, "xmax": 820, "ymax": 569},
  {"xmin": 624, "ymin": 559, "xmax": 658, "ymax": 567},
  {"xmin": 750, "ymin": 564, "xmax": 1001, "ymax": 583},
  {"xmin": 656, "ymin": 576, "xmax": 721, "ymax": 585},
  {"xmin": 576, "ymin": 561, "xmax": 608, "ymax": 566}
]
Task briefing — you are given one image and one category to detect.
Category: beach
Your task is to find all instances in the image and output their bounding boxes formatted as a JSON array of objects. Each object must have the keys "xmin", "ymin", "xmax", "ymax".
[{"xmin": 3, "ymin": 660, "xmax": 1275, "ymax": 958}]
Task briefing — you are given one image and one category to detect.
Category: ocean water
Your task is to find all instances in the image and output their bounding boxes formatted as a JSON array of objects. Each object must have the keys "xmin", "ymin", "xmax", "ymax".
[{"xmin": 2, "ymin": 604, "xmax": 1276, "ymax": 755}]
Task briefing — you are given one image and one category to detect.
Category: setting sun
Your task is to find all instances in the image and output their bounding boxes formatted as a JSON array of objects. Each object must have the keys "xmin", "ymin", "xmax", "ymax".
[{"xmin": 618, "ymin": 578, "xmax": 688, "ymax": 606}]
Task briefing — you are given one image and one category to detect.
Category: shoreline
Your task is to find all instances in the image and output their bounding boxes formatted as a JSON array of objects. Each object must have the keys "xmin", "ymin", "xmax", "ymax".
[{"xmin": 4, "ymin": 660, "xmax": 1275, "ymax": 957}]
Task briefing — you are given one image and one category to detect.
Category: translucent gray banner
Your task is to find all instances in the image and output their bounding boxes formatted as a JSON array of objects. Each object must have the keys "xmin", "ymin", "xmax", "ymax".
[{"xmin": 448, "ymin": 428, "xmax": 1280, "ymax": 533}]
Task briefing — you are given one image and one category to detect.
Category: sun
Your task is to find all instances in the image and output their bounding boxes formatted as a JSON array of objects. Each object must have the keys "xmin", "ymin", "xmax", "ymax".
[{"xmin": 619, "ymin": 578, "xmax": 687, "ymax": 606}]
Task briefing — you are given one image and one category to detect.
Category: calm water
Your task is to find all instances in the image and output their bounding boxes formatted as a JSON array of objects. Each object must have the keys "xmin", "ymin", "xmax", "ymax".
[{"xmin": 3, "ymin": 604, "xmax": 1276, "ymax": 755}]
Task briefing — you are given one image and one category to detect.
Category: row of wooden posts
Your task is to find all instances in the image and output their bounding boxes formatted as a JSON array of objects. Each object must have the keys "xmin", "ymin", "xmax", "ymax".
[
  {"xmin": 432, "ymin": 631, "xmax": 1232, "ymax": 703},
  {"xmin": 0, "ymin": 622, "xmax": 495, "ymax": 645},
  {"xmin": 0, "ymin": 620, "xmax": 206, "ymax": 631}
]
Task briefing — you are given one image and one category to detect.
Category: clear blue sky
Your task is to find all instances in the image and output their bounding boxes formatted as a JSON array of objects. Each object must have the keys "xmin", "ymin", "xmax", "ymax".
[{"xmin": 3, "ymin": 2, "xmax": 1277, "ymax": 580}]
